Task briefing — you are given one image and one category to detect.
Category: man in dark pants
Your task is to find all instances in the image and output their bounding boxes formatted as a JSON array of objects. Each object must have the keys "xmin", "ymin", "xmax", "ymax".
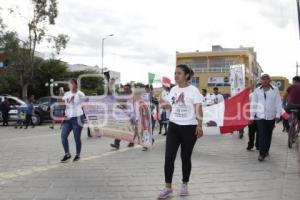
[
  {"xmin": 247, "ymin": 120, "xmax": 259, "ymax": 151},
  {"xmin": 25, "ymin": 95, "xmax": 35, "ymax": 129},
  {"xmin": 247, "ymin": 83, "xmax": 262, "ymax": 151},
  {"xmin": 250, "ymin": 74, "xmax": 282, "ymax": 162},
  {"xmin": 1, "ymin": 98, "xmax": 10, "ymax": 126},
  {"xmin": 256, "ymin": 119, "xmax": 275, "ymax": 158}
]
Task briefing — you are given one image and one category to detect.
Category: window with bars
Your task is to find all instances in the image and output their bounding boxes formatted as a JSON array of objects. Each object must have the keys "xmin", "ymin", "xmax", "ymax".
[{"xmin": 190, "ymin": 77, "xmax": 200, "ymax": 87}]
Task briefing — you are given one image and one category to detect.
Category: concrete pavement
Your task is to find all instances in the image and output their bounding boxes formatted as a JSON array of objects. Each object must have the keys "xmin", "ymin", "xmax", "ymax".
[{"xmin": 0, "ymin": 124, "xmax": 299, "ymax": 200}]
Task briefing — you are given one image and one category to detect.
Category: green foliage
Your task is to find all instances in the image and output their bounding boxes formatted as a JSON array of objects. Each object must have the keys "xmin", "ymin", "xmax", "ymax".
[
  {"xmin": 1, "ymin": 0, "xmax": 69, "ymax": 100},
  {"xmin": 28, "ymin": 59, "xmax": 69, "ymax": 98},
  {"xmin": 68, "ymin": 70, "xmax": 105, "ymax": 96},
  {"xmin": 0, "ymin": 70, "xmax": 21, "ymax": 97}
]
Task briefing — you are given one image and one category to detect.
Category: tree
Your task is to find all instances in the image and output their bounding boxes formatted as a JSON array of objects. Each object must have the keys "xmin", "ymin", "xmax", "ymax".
[
  {"xmin": 28, "ymin": 59, "xmax": 69, "ymax": 98},
  {"xmin": 69, "ymin": 70, "xmax": 105, "ymax": 96},
  {"xmin": 1, "ymin": 0, "xmax": 69, "ymax": 100}
]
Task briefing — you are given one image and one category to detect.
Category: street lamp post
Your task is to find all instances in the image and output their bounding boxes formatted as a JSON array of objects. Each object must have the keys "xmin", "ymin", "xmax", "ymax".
[
  {"xmin": 45, "ymin": 79, "xmax": 58, "ymax": 96},
  {"xmin": 101, "ymin": 34, "xmax": 114, "ymax": 74},
  {"xmin": 297, "ymin": 0, "xmax": 300, "ymax": 38}
]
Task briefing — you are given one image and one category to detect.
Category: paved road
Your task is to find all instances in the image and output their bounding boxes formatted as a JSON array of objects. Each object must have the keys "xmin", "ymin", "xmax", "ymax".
[{"xmin": 0, "ymin": 124, "xmax": 299, "ymax": 200}]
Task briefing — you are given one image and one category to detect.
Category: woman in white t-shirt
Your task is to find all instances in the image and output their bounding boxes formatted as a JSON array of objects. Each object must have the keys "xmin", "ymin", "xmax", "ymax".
[
  {"xmin": 158, "ymin": 64, "xmax": 204, "ymax": 199},
  {"xmin": 60, "ymin": 79, "xmax": 85, "ymax": 163}
]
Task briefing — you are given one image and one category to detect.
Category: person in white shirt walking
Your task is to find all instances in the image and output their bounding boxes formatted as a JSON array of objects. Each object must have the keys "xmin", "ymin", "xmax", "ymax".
[
  {"xmin": 157, "ymin": 64, "xmax": 204, "ymax": 199},
  {"xmin": 60, "ymin": 79, "xmax": 85, "ymax": 162},
  {"xmin": 201, "ymin": 89, "xmax": 212, "ymax": 106},
  {"xmin": 247, "ymin": 83, "xmax": 262, "ymax": 151},
  {"xmin": 250, "ymin": 74, "xmax": 282, "ymax": 162},
  {"xmin": 211, "ymin": 87, "xmax": 224, "ymax": 104}
]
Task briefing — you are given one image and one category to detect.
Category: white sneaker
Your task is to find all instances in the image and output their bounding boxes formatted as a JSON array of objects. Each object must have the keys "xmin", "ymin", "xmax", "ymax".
[{"xmin": 179, "ymin": 183, "xmax": 189, "ymax": 196}]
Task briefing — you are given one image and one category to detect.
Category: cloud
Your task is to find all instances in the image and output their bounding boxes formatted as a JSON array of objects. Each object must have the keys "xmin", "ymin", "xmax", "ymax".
[
  {"xmin": 2, "ymin": 0, "xmax": 300, "ymax": 83},
  {"xmin": 243, "ymin": 0, "xmax": 297, "ymax": 28}
]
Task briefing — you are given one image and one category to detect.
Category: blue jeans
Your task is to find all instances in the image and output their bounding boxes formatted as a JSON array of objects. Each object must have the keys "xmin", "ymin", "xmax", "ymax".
[
  {"xmin": 151, "ymin": 115, "xmax": 156, "ymax": 134},
  {"xmin": 61, "ymin": 115, "xmax": 84, "ymax": 156}
]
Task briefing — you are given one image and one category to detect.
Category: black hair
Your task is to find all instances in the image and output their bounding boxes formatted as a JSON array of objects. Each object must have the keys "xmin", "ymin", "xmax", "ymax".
[
  {"xmin": 213, "ymin": 87, "xmax": 219, "ymax": 91},
  {"xmin": 70, "ymin": 78, "xmax": 78, "ymax": 86},
  {"xmin": 202, "ymin": 89, "xmax": 207, "ymax": 93},
  {"xmin": 124, "ymin": 83, "xmax": 132, "ymax": 89},
  {"xmin": 145, "ymin": 84, "xmax": 153, "ymax": 91},
  {"xmin": 28, "ymin": 95, "xmax": 34, "ymax": 101},
  {"xmin": 104, "ymin": 71, "xmax": 110, "ymax": 81},
  {"xmin": 292, "ymin": 76, "xmax": 300, "ymax": 83},
  {"xmin": 255, "ymin": 82, "xmax": 262, "ymax": 88},
  {"xmin": 176, "ymin": 64, "xmax": 194, "ymax": 81}
]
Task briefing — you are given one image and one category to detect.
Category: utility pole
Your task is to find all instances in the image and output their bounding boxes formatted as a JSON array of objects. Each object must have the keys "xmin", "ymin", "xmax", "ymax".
[{"xmin": 295, "ymin": 1, "xmax": 300, "ymax": 76}]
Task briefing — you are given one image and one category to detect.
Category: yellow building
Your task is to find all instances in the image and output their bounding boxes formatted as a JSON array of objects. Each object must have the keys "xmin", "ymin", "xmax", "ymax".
[
  {"xmin": 270, "ymin": 76, "xmax": 290, "ymax": 97},
  {"xmin": 176, "ymin": 45, "xmax": 263, "ymax": 97}
]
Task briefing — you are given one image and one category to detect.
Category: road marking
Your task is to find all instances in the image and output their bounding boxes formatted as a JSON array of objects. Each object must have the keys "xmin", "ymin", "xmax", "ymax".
[{"xmin": 0, "ymin": 138, "xmax": 164, "ymax": 185}]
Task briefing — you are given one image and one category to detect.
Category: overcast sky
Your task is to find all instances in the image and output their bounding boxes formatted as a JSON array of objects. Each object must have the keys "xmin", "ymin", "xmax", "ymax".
[{"xmin": 1, "ymin": 0, "xmax": 300, "ymax": 83}]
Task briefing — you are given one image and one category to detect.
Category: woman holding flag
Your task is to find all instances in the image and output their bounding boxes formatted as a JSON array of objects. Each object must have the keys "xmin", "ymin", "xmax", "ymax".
[{"xmin": 158, "ymin": 64, "xmax": 204, "ymax": 199}]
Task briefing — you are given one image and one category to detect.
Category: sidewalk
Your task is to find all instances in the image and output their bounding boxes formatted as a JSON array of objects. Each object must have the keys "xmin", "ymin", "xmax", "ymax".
[{"xmin": 0, "ymin": 125, "xmax": 299, "ymax": 200}]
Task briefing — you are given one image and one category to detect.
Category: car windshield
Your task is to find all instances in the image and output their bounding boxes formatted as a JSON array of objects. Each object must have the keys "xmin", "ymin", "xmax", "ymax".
[
  {"xmin": 8, "ymin": 97, "xmax": 26, "ymax": 106},
  {"xmin": 36, "ymin": 97, "xmax": 49, "ymax": 105}
]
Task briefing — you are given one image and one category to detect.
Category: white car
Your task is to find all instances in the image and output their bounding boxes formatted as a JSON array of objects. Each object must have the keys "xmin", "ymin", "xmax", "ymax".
[
  {"xmin": 0, "ymin": 95, "xmax": 42, "ymax": 125},
  {"xmin": 0, "ymin": 95, "xmax": 27, "ymax": 121}
]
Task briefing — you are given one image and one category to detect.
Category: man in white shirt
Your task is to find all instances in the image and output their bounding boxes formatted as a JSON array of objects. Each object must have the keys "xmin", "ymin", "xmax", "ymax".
[
  {"xmin": 211, "ymin": 87, "xmax": 224, "ymax": 104},
  {"xmin": 201, "ymin": 89, "xmax": 212, "ymax": 106},
  {"xmin": 250, "ymin": 74, "xmax": 282, "ymax": 162}
]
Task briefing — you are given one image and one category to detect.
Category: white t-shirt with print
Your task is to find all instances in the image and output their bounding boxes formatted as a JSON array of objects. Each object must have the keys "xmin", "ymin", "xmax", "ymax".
[
  {"xmin": 165, "ymin": 85, "xmax": 203, "ymax": 125},
  {"xmin": 202, "ymin": 94, "xmax": 212, "ymax": 106},
  {"xmin": 63, "ymin": 90, "xmax": 85, "ymax": 118},
  {"xmin": 211, "ymin": 94, "xmax": 224, "ymax": 104}
]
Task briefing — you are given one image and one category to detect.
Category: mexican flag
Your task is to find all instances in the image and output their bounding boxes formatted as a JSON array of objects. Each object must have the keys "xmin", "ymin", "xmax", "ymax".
[
  {"xmin": 148, "ymin": 73, "xmax": 162, "ymax": 85},
  {"xmin": 162, "ymin": 77, "xmax": 171, "ymax": 87},
  {"xmin": 203, "ymin": 88, "xmax": 251, "ymax": 134},
  {"xmin": 148, "ymin": 73, "xmax": 171, "ymax": 87}
]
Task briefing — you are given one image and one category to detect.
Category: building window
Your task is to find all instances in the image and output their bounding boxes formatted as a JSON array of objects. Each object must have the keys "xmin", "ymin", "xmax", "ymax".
[
  {"xmin": 210, "ymin": 57, "xmax": 225, "ymax": 68},
  {"xmin": 225, "ymin": 60, "xmax": 235, "ymax": 67},
  {"xmin": 190, "ymin": 77, "xmax": 200, "ymax": 87}
]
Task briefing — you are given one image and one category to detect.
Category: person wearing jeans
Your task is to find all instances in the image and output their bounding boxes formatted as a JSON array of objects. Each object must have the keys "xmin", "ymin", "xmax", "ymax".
[
  {"xmin": 61, "ymin": 115, "xmax": 84, "ymax": 159},
  {"xmin": 142, "ymin": 84, "xmax": 159, "ymax": 151},
  {"xmin": 25, "ymin": 95, "xmax": 35, "ymax": 129},
  {"xmin": 158, "ymin": 64, "xmax": 204, "ymax": 199},
  {"xmin": 60, "ymin": 79, "xmax": 85, "ymax": 163}
]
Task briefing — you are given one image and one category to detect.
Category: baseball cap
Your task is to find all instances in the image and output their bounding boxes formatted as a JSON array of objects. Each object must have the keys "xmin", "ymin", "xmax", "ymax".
[{"xmin": 261, "ymin": 74, "xmax": 271, "ymax": 80}]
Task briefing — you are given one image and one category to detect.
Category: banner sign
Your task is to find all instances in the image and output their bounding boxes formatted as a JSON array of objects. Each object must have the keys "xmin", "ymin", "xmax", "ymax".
[
  {"xmin": 82, "ymin": 94, "xmax": 153, "ymax": 147},
  {"xmin": 207, "ymin": 77, "xmax": 230, "ymax": 86},
  {"xmin": 271, "ymin": 80, "xmax": 285, "ymax": 91},
  {"xmin": 230, "ymin": 64, "xmax": 245, "ymax": 97}
]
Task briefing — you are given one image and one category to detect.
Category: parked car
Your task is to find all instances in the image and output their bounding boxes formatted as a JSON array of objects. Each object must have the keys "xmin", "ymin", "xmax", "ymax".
[
  {"xmin": 0, "ymin": 95, "xmax": 27, "ymax": 122},
  {"xmin": 34, "ymin": 96, "xmax": 61, "ymax": 124}
]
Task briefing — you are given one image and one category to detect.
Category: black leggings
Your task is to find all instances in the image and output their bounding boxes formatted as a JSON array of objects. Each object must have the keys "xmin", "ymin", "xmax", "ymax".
[{"xmin": 164, "ymin": 122, "xmax": 197, "ymax": 183}]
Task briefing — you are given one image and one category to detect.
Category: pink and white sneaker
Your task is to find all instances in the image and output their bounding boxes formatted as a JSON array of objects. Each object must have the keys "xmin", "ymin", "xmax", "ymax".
[
  {"xmin": 179, "ymin": 184, "xmax": 189, "ymax": 196},
  {"xmin": 157, "ymin": 188, "xmax": 173, "ymax": 199}
]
